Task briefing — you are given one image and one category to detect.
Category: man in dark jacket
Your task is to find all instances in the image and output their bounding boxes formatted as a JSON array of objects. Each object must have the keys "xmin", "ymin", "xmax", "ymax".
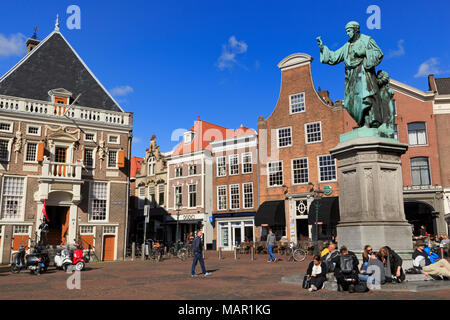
[
  {"xmin": 332, "ymin": 245, "xmax": 359, "ymax": 292},
  {"xmin": 191, "ymin": 231, "xmax": 211, "ymax": 277},
  {"xmin": 321, "ymin": 243, "xmax": 340, "ymax": 272},
  {"xmin": 412, "ymin": 240, "xmax": 431, "ymax": 268}
]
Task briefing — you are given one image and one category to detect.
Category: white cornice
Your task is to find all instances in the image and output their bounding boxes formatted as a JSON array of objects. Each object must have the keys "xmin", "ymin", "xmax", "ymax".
[
  {"xmin": 390, "ymin": 79, "xmax": 435, "ymax": 102},
  {"xmin": 278, "ymin": 53, "xmax": 313, "ymax": 71}
]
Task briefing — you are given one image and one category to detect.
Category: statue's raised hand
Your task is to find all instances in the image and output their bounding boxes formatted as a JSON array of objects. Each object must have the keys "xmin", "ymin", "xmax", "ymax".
[{"xmin": 316, "ymin": 36, "xmax": 324, "ymax": 51}]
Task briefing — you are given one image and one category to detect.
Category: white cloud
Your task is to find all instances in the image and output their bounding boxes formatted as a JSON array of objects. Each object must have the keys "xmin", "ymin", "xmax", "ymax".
[
  {"xmin": 132, "ymin": 136, "xmax": 141, "ymax": 144},
  {"xmin": 110, "ymin": 85, "xmax": 134, "ymax": 97},
  {"xmin": 0, "ymin": 33, "xmax": 26, "ymax": 57},
  {"xmin": 216, "ymin": 36, "xmax": 248, "ymax": 71},
  {"xmin": 386, "ymin": 39, "xmax": 405, "ymax": 59},
  {"xmin": 414, "ymin": 58, "xmax": 441, "ymax": 78}
]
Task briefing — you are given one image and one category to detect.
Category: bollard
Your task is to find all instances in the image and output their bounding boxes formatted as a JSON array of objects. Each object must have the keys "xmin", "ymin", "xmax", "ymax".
[
  {"xmin": 218, "ymin": 247, "xmax": 222, "ymax": 260},
  {"xmin": 250, "ymin": 247, "xmax": 254, "ymax": 261},
  {"xmin": 131, "ymin": 242, "xmax": 135, "ymax": 261},
  {"xmin": 141, "ymin": 243, "xmax": 145, "ymax": 261},
  {"xmin": 234, "ymin": 247, "xmax": 238, "ymax": 260},
  {"xmin": 203, "ymin": 246, "xmax": 206, "ymax": 259}
]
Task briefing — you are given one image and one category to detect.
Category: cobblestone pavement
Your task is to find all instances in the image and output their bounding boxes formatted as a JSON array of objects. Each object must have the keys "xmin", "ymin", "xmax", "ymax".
[{"xmin": 0, "ymin": 252, "xmax": 449, "ymax": 300}]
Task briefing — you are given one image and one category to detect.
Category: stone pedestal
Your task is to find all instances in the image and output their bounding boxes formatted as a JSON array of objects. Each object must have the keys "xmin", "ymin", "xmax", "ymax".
[{"xmin": 330, "ymin": 135, "xmax": 413, "ymax": 268}]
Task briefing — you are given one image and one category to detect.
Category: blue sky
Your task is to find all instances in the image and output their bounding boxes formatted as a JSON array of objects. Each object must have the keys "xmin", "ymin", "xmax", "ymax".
[{"xmin": 0, "ymin": 0, "xmax": 449, "ymax": 157}]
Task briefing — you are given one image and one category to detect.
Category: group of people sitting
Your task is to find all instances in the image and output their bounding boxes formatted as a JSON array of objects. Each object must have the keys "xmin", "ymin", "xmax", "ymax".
[{"xmin": 304, "ymin": 240, "xmax": 450, "ymax": 293}]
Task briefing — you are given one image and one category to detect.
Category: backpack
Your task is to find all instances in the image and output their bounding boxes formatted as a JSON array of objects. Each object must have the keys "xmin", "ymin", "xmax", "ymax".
[
  {"xmin": 340, "ymin": 255, "xmax": 354, "ymax": 274},
  {"xmin": 354, "ymin": 281, "xmax": 369, "ymax": 292}
]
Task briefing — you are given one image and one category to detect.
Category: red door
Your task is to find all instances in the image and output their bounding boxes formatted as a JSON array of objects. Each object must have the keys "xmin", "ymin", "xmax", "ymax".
[{"xmin": 103, "ymin": 235, "xmax": 115, "ymax": 261}]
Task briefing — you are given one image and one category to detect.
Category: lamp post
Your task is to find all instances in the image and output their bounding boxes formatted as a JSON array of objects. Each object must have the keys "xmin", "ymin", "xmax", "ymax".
[
  {"xmin": 176, "ymin": 202, "xmax": 181, "ymax": 251},
  {"xmin": 309, "ymin": 182, "xmax": 324, "ymax": 255}
]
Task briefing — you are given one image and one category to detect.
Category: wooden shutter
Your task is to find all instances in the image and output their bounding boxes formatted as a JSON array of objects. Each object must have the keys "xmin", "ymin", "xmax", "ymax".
[
  {"xmin": 117, "ymin": 149, "xmax": 125, "ymax": 168},
  {"xmin": 37, "ymin": 142, "xmax": 45, "ymax": 161}
]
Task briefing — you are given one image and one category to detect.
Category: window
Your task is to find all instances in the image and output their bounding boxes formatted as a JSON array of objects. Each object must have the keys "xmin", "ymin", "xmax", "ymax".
[
  {"xmin": 13, "ymin": 225, "xmax": 29, "ymax": 234},
  {"xmin": 411, "ymin": 157, "xmax": 431, "ymax": 186},
  {"xmin": 80, "ymin": 226, "xmax": 94, "ymax": 234},
  {"xmin": 229, "ymin": 154, "xmax": 239, "ymax": 175},
  {"xmin": 148, "ymin": 157, "xmax": 155, "ymax": 176},
  {"xmin": 243, "ymin": 182, "xmax": 253, "ymax": 209},
  {"xmin": 175, "ymin": 186, "xmax": 182, "ymax": 206},
  {"xmin": 1, "ymin": 176, "xmax": 25, "ymax": 220},
  {"xmin": 277, "ymin": 127, "xmax": 292, "ymax": 148},
  {"xmin": 84, "ymin": 148, "xmax": 94, "ymax": 168},
  {"xmin": 242, "ymin": 152, "xmax": 252, "ymax": 174},
  {"xmin": 189, "ymin": 165, "xmax": 197, "ymax": 175},
  {"xmin": 90, "ymin": 182, "xmax": 107, "ymax": 221},
  {"xmin": 108, "ymin": 150, "xmax": 117, "ymax": 168},
  {"xmin": 54, "ymin": 147, "xmax": 67, "ymax": 163},
  {"xmin": 290, "ymin": 92, "xmax": 305, "ymax": 114},
  {"xmin": 108, "ymin": 135, "xmax": 120, "ymax": 144},
  {"xmin": 188, "ymin": 184, "xmax": 197, "ymax": 208},
  {"xmin": 25, "ymin": 143, "xmax": 37, "ymax": 162},
  {"xmin": 292, "ymin": 158, "xmax": 309, "ymax": 184},
  {"xmin": 138, "ymin": 186, "xmax": 146, "ymax": 209},
  {"xmin": 305, "ymin": 122, "xmax": 322, "ymax": 143},
  {"xmin": 27, "ymin": 125, "xmax": 41, "ymax": 136},
  {"xmin": 184, "ymin": 131, "xmax": 194, "ymax": 144},
  {"xmin": 394, "ymin": 124, "xmax": 398, "ymax": 140},
  {"xmin": 217, "ymin": 156, "xmax": 226, "ymax": 177},
  {"xmin": 268, "ymin": 161, "xmax": 283, "ymax": 187},
  {"xmin": 0, "ymin": 139, "xmax": 9, "ymax": 161},
  {"xmin": 0, "ymin": 122, "xmax": 12, "ymax": 133},
  {"xmin": 149, "ymin": 186, "xmax": 156, "ymax": 204},
  {"xmin": 217, "ymin": 185, "xmax": 227, "ymax": 210},
  {"xmin": 175, "ymin": 167, "xmax": 183, "ymax": 177},
  {"xmin": 103, "ymin": 226, "xmax": 116, "ymax": 234},
  {"xmin": 230, "ymin": 184, "xmax": 240, "ymax": 209},
  {"xmin": 408, "ymin": 122, "xmax": 427, "ymax": 145},
  {"xmin": 295, "ymin": 200, "xmax": 308, "ymax": 216},
  {"xmin": 84, "ymin": 133, "xmax": 96, "ymax": 142},
  {"xmin": 318, "ymin": 155, "xmax": 337, "ymax": 182},
  {"xmin": 158, "ymin": 184, "xmax": 165, "ymax": 206}
]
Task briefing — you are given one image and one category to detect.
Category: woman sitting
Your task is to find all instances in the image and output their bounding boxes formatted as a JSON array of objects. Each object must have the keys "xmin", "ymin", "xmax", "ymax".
[
  {"xmin": 379, "ymin": 246, "xmax": 405, "ymax": 283},
  {"xmin": 305, "ymin": 255, "xmax": 327, "ymax": 292}
]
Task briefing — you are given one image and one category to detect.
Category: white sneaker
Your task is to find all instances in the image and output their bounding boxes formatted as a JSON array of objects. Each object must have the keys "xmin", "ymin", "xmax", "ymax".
[{"xmin": 308, "ymin": 287, "xmax": 313, "ymax": 292}]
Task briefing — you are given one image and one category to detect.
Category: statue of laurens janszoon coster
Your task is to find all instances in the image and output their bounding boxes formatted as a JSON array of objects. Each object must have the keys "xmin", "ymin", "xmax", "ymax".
[{"xmin": 317, "ymin": 21, "xmax": 395, "ymax": 138}]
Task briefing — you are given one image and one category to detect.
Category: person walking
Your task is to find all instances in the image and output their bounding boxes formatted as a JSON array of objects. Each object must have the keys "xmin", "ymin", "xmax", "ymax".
[
  {"xmin": 266, "ymin": 229, "xmax": 277, "ymax": 262},
  {"xmin": 191, "ymin": 231, "xmax": 211, "ymax": 277}
]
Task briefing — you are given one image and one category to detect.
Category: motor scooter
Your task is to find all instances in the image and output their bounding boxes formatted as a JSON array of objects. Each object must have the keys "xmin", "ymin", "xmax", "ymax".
[
  {"xmin": 10, "ymin": 244, "xmax": 45, "ymax": 275},
  {"xmin": 54, "ymin": 245, "xmax": 73, "ymax": 272},
  {"xmin": 72, "ymin": 244, "xmax": 86, "ymax": 271}
]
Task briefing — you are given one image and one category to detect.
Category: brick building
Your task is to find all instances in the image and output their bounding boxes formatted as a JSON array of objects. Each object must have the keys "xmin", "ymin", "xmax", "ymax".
[
  {"xmin": 210, "ymin": 126, "xmax": 258, "ymax": 251},
  {"xmin": 256, "ymin": 53, "xmax": 349, "ymax": 243},
  {"xmin": 0, "ymin": 22, "xmax": 133, "ymax": 263}
]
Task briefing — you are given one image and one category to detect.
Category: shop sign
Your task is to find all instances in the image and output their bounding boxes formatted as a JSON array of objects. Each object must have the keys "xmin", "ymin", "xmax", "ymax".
[{"xmin": 323, "ymin": 185, "xmax": 332, "ymax": 196}]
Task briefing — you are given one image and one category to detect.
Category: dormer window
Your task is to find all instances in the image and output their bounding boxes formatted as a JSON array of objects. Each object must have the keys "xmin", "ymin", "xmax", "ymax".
[{"xmin": 184, "ymin": 131, "xmax": 194, "ymax": 144}]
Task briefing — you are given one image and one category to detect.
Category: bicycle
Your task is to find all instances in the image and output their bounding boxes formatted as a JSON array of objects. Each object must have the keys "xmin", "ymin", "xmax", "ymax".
[
  {"xmin": 168, "ymin": 241, "xmax": 188, "ymax": 261},
  {"xmin": 286, "ymin": 242, "xmax": 307, "ymax": 262}
]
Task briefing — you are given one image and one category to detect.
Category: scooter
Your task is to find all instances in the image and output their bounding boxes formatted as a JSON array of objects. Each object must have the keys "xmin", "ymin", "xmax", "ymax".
[
  {"xmin": 72, "ymin": 244, "xmax": 86, "ymax": 271},
  {"xmin": 10, "ymin": 244, "xmax": 46, "ymax": 275},
  {"xmin": 54, "ymin": 245, "xmax": 73, "ymax": 272}
]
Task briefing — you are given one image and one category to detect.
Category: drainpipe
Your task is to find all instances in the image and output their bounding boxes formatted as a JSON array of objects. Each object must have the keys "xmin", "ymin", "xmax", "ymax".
[
  {"xmin": 256, "ymin": 136, "xmax": 260, "ymax": 241},
  {"xmin": 123, "ymin": 129, "xmax": 132, "ymax": 259}
]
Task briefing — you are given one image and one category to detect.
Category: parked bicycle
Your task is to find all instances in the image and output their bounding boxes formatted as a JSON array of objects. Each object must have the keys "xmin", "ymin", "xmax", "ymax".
[
  {"xmin": 167, "ymin": 241, "xmax": 188, "ymax": 261},
  {"xmin": 145, "ymin": 239, "xmax": 164, "ymax": 262},
  {"xmin": 286, "ymin": 242, "xmax": 307, "ymax": 262}
]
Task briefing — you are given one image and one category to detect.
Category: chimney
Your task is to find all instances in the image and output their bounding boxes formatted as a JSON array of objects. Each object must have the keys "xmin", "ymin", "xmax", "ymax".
[
  {"xmin": 318, "ymin": 89, "xmax": 333, "ymax": 106},
  {"xmin": 428, "ymin": 74, "xmax": 437, "ymax": 93},
  {"xmin": 26, "ymin": 38, "xmax": 40, "ymax": 53}
]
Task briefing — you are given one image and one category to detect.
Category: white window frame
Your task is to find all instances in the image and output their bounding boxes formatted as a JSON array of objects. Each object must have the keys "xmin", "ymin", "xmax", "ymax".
[
  {"xmin": 26, "ymin": 124, "xmax": 41, "ymax": 136},
  {"xmin": 88, "ymin": 181, "xmax": 109, "ymax": 222},
  {"xmin": 229, "ymin": 154, "xmax": 239, "ymax": 176},
  {"xmin": 305, "ymin": 121, "xmax": 322, "ymax": 144},
  {"xmin": 267, "ymin": 161, "xmax": 283, "ymax": 187},
  {"xmin": 188, "ymin": 164, "xmax": 197, "ymax": 176},
  {"xmin": 241, "ymin": 152, "xmax": 252, "ymax": 174},
  {"xmin": 317, "ymin": 154, "xmax": 337, "ymax": 183},
  {"xmin": 407, "ymin": 122, "xmax": 428, "ymax": 146},
  {"xmin": 184, "ymin": 131, "xmax": 194, "ymax": 144},
  {"xmin": 217, "ymin": 185, "xmax": 227, "ymax": 211},
  {"xmin": 229, "ymin": 184, "xmax": 240, "ymax": 210},
  {"xmin": 148, "ymin": 185, "xmax": 156, "ymax": 204},
  {"xmin": 175, "ymin": 167, "xmax": 183, "ymax": 178},
  {"xmin": 277, "ymin": 126, "xmax": 292, "ymax": 148},
  {"xmin": 84, "ymin": 147, "xmax": 96, "ymax": 169},
  {"xmin": 0, "ymin": 176, "xmax": 27, "ymax": 221},
  {"xmin": 0, "ymin": 121, "xmax": 13, "ymax": 133},
  {"xmin": 107, "ymin": 150, "xmax": 118, "ymax": 169},
  {"xmin": 138, "ymin": 186, "xmax": 146, "ymax": 209},
  {"xmin": 242, "ymin": 182, "xmax": 254, "ymax": 209},
  {"xmin": 148, "ymin": 157, "xmax": 155, "ymax": 176},
  {"xmin": 289, "ymin": 92, "xmax": 306, "ymax": 114},
  {"xmin": 107, "ymin": 134, "xmax": 120, "ymax": 145},
  {"xmin": 291, "ymin": 157, "xmax": 309, "ymax": 185},
  {"xmin": 84, "ymin": 132, "xmax": 97, "ymax": 142},
  {"xmin": 174, "ymin": 185, "xmax": 183, "ymax": 207},
  {"xmin": 0, "ymin": 138, "xmax": 12, "ymax": 162},
  {"xmin": 216, "ymin": 156, "xmax": 226, "ymax": 177},
  {"xmin": 188, "ymin": 184, "xmax": 197, "ymax": 208},
  {"xmin": 24, "ymin": 141, "xmax": 38, "ymax": 163}
]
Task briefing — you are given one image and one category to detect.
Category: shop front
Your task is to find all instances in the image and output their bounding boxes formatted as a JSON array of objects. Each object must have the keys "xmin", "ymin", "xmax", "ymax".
[
  {"xmin": 164, "ymin": 213, "xmax": 204, "ymax": 245},
  {"xmin": 255, "ymin": 200, "xmax": 286, "ymax": 241},
  {"xmin": 308, "ymin": 196, "xmax": 340, "ymax": 241},
  {"xmin": 214, "ymin": 212, "xmax": 255, "ymax": 251}
]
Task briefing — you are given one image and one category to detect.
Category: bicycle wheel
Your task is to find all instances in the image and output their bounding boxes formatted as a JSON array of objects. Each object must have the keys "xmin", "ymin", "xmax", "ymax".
[
  {"xmin": 177, "ymin": 248, "xmax": 187, "ymax": 261},
  {"xmin": 293, "ymin": 248, "xmax": 307, "ymax": 262}
]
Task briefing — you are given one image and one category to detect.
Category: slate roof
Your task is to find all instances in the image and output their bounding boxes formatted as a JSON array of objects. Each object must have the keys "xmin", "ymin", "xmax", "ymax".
[
  {"xmin": 435, "ymin": 77, "xmax": 450, "ymax": 95},
  {"xmin": 0, "ymin": 31, "xmax": 123, "ymax": 112}
]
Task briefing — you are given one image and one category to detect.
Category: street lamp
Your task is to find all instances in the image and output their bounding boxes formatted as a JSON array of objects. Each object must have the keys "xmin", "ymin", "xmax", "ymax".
[
  {"xmin": 176, "ymin": 202, "xmax": 181, "ymax": 251},
  {"xmin": 309, "ymin": 182, "xmax": 324, "ymax": 255}
]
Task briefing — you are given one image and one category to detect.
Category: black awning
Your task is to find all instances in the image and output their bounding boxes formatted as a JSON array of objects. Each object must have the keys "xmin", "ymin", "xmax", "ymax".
[
  {"xmin": 255, "ymin": 200, "xmax": 286, "ymax": 227},
  {"xmin": 308, "ymin": 196, "xmax": 339, "ymax": 225},
  {"xmin": 150, "ymin": 207, "xmax": 167, "ymax": 216}
]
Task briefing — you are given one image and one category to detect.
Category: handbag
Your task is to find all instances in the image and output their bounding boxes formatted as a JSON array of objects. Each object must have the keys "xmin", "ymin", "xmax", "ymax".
[{"xmin": 302, "ymin": 275, "xmax": 311, "ymax": 289}]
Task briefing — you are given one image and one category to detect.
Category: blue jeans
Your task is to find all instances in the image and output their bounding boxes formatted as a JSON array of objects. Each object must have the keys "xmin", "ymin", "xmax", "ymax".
[
  {"xmin": 268, "ymin": 245, "xmax": 276, "ymax": 261},
  {"xmin": 358, "ymin": 274, "xmax": 375, "ymax": 284},
  {"xmin": 191, "ymin": 252, "xmax": 207, "ymax": 275}
]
